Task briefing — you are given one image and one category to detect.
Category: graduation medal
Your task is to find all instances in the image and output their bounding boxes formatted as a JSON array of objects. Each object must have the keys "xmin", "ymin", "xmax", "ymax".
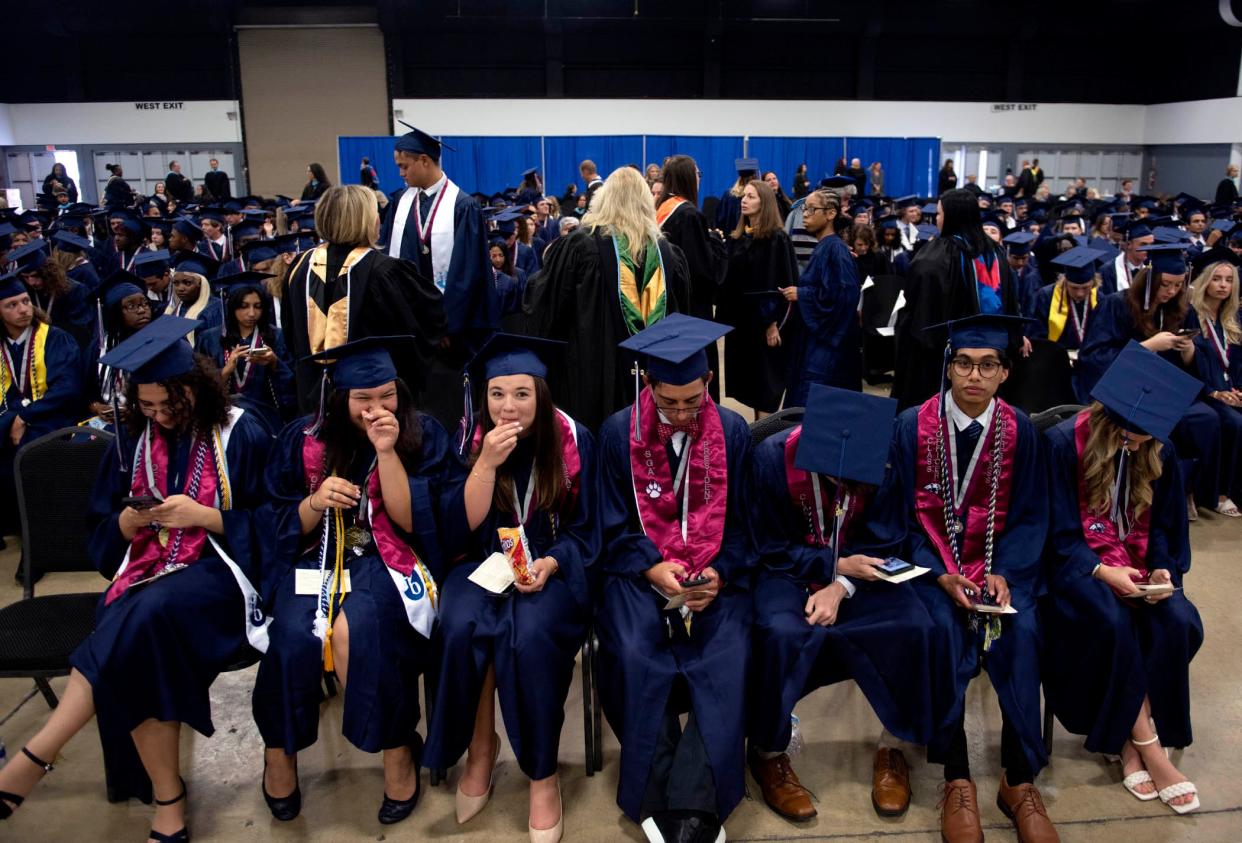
[
  {"xmin": 157, "ymin": 527, "xmax": 171, "ymax": 547},
  {"xmin": 344, "ymin": 525, "xmax": 372, "ymax": 556}
]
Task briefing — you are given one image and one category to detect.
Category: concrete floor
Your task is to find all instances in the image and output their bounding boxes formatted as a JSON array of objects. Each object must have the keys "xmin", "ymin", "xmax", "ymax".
[{"xmin": 1, "ymin": 415, "xmax": 1241, "ymax": 841}]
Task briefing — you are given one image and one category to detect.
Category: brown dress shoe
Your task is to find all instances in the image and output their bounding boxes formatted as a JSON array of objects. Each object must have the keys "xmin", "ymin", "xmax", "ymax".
[
  {"xmin": 938, "ymin": 779, "xmax": 983, "ymax": 843},
  {"xmin": 872, "ymin": 748, "xmax": 911, "ymax": 817},
  {"xmin": 747, "ymin": 748, "xmax": 816, "ymax": 821},
  {"xmin": 997, "ymin": 773, "xmax": 1060, "ymax": 843}
]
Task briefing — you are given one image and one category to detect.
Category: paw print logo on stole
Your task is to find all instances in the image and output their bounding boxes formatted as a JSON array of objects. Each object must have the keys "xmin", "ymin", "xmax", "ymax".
[
  {"xmin": 646, "ymin": 482, "xmax": 662, "ymax": 498},
  {"xmin": 1088, "ymin": 521, "xmax": 1107, "ymax": 533},
  {"xmin": 923, "ymin": 482, "xmax": 941, "ymax": 496},
  {"xmin": 248, "ymin": 594, "xmax": 265, "ymax": 626}
]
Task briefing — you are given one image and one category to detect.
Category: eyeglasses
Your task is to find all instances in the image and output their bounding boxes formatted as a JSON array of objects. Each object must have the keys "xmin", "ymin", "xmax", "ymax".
[
  {"xmin": 803, "ymin": 205, "xmax": 829, "ymax": 215},
  {"xmin": 121, "ymin": 301, "xmax": 151, "ymax": 313},
  {"xmin": 653, "ymin": 394, "xmax": 704, "ymax": 418},
  {"xmin": 950, "ymin": 358, "xmax": 1002, "ymax": 379}
]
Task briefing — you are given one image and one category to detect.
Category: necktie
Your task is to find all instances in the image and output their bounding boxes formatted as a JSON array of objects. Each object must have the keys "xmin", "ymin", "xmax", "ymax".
[
  {"xmin": 955, "ymin": 420, "xmax": 983, "ymax": 486},
  {"xmin": 418, "ymin": 189, "xmax": 435, "ymax": 219}
]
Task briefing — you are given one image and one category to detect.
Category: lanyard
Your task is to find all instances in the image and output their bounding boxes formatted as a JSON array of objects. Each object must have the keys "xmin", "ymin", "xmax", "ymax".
[
  {"xmin": 513, "ymin": 466, "xmax": 537, "ymax": 525},
  {"xmin": 414, "ymin": 186, "xmax": 448, "ymax": 252},
  {"xmin": 808, "ymin": 472, "xmax": 850, "ymax": 553},
  {"xmin": 1, "ymin": 332, "xmax": 33, "ymax": 400},
  {"xmin": 1110, "ymin": 449, "xmax": 1131, "ymax": 538},
  {"xmin": 1068, "ymin": 297, "xmax": 1089, "ymax": 343},
  {"xmin": 1206, "ymin": 319, "xmax": 1231, "ymax": 382},
  {"xmin": 668, "ymin": 434, "xmax": 692, "ymax": 542},
  {"xmin": 232, "ymin": 331, "xmax": 263, "ymax": 391}
]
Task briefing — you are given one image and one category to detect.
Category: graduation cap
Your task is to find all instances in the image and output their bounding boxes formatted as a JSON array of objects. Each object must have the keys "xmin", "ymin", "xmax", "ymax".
[
  {"xmin": 1120, "ymin": 219, "xmax": 1153, "ymax": 241},
  {"xmin": 458, "ymin": 333, "xmax": 568, "ymax": 455},
  {"xmin": 980, "ymin": 213, "xmax": 1003, "ymax": 230},
  {"xmin": 240, "ymin": 238, "xmax": 280, "ymax": 266},
  {"xmin": 272, "ymin": 233, "xmax": 303, "ymax": 255},
  {"xmin": 229, "ymin": 219, "xmax": 264, "ymax": 240},
  {"xmin": 197, "ymin": 206, "xmax": 227, "ymax": 224},
  {"xmin": 976, "ymin": 194, "xmax": 994, "ymax": 206},
  {"xmin": 492, "ymin": 206, "xmax": 530, "ymax": 236},
  {"xmin": 521, "ymin": 167, "xmax": 538, "ymax": 177},
  {"xmin": 877, "ymin": 217, "xmax": 900, "ymax": 231},
  {"xmin": 303, "ymin": 334, "xmax": 415, "ymax": 430},
  {"xmin": 1190, "ymin": 245, "xmax": 1241, "ymax": 274},
  {"xmin": 172, "ymin": 217, "xmax": 204, "ymax": 242},
  {"xmin": 819, "ymin": 175, "xmax": 854, "ymax": 189},
  {"xmin": 285, "ymin": 206, "xmax": 316, "ymax": 230},
  {"xmin": 1051, "ymin": 246, "xmax": 1106, "ymax": 283},
  {"xmin": 133, "ymin": 249, "xmax": 172, "ymax": 278},
  {"xmin": 795, "ymin": 384, "xmax": 897, "ymax": 487},
  {"xmin": 1140, "ymin": 242, "xmax": 1189, "ymax": 310},
  {"xmin": 893, "ymin": 195, "xmax": 918, "ymax": 209},
  {"xmin": 213, "ymin": 270, "xmax": 275, "ymax": 297},
  {"xmin": 113, "ymin": 209, "xmax": 148, "ymax": 238},
  {"xmin": 222, "ymin": 200, "xmax": 243, "ymax": 213},
  {"xmin": 92, "ymin": 269, "xmax": 148, "ymax": 310},
  {"xmin": 1090, "ymin": 341, "xmax": 1201, "ymax": 441},
  {"xmin": 916, "ymin": 223, "xmax": 938, "ymax": 241},
  {"xmin": 927, "ymin": 312, "xmax": 1034, "ymax": 354},
  {"xmin": 921, "ymin": 202, "xmax": 940, "ymax": 215},
  {"xmin": 1002, "ymin": 231, "xmax": 1036, "ymax": 255},
  {"xmin": 0, "ymin": 272, "xmax": 28, "ymax": 301},
  {"xmin": 734, "ymin": 158, "xmax": 759, "ymax": 175},
  {"xmin": 394, "ymin": 121, "xmax": 454, "ymax": 162},
  {"xmin": 8, "ymin": 240, "xmax": 49, "ymax": 272},
  {"xmin": 171, "ymin": 252, "xmax": 220, "ymax": 280},
  {"xmin": 48, "ymin": 229, "xmax": 91, "ymax": 254},
  {"xmin": 1151, "ymin": 226, "xmax": 1190, "ymax": 245},
  {"xmin": 1209, "ymin": 218, "xmax": 1236, "ymax": 232},
  {"xmin": 99, "ymin": 316, "xmax": 201, "ymax": 384}
]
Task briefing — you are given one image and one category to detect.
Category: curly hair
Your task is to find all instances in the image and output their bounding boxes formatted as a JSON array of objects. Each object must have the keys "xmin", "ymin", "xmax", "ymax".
[
  {"xmin": 1081, "ymin": 402, "xmax": 1163, "ymax": 518},
  {"xmin": 124, "ymin": 353, "xmax": 231, "ymax": 437}
]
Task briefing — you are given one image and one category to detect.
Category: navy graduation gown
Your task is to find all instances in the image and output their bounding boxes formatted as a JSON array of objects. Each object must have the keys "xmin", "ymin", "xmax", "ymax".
[
  {"xmin": 886, "ymin": 401, "xmax": 1051, "ymax": 775},
  {"xmin": 594, "ymin": 404, "xmax": 756, "ymax": 822},
  {"xmin": 198, "ymin": 329, "xmax": 296, "ymax": 436},
  {"xmin": 747, "ymin": 427, "xmax": 946, "ymax": 753},
  {"xmin": 0, "ymin": 324, "xmax": 84, "ymax": 447},
  {"xmin": 31, "ymin": 281, "xmax": 93, "ymax": 349},
  {"xmin": 1193, "ymin": 316, "xmax": 1242, "ymax": 500},
  {"xmin": 166, "ymin": 295, "xmax": 224, "ymax": 340},
  {"xmin": 1028, "ymin": 285, "xmax": 1097, "ymax": 351},
  {"xmin": 68, "ymin": 260, "xmax": 102, "ymax": 294},
  {"xmin": 515, "ymin": 241, "xmax": 540, "ymax": 277},
  {"xmin": 784, "ymin": 233, "xmax": 862, "ymax": 405},
  {"xmin": 1042, "ymin": 418, "xmax": 1203, "ymax": 753},
  {"xmin": 72, "ymin": 410, "xmax": 270, "ymax": 801},
  {"xmin": 425, "ymin": 420, "xmax": 600, "ymax": 780},
  {"xmin": 251, "ymin": 414, "xmax": 470, "ymax": 756}
]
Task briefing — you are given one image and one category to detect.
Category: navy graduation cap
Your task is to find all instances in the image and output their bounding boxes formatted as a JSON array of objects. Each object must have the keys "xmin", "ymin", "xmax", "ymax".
[
  {"xmin": 172, "ymin": 252, "xmax": 221, "ymax": 280},
  {"xmin": 1143, "ymin": 241, "xmax": 1188, "ymax": 275},
  {"xmin": 927, "ymin": 312, "xmax": 1034, "ymax": 354},
  {"xmin": 0, "ymin": 272, "xmax": 27, "ymax": 300},
  {"xmin": 1051, "ymin": 246, "xmax": 1106, "ymax": 283},
  {"xmin": 92, "ymin": 269, "xmax": 147, "ymax": 309},
  {"xmin": 819, "ymin": 175, "xmax": 854, "ymax": 189},
  {"xmin": 133, "ymin": 249, "xmax": 172, "ymax": 277},
  {"xmin": 173, "ymin": 217, "xmax": 204, "ymax": 242},
  {"xmin": 734, "ymin": 158, "xmax": 759, "ymax": 174},
  {"xmin": 893, "ymin": 195, "xmax": 918, "ymax": 208},
  {"xmin": 50, "ymin": 230, "xmax": 92, "ymax": 253},
  {"xmin": 213, "ymin": 270, "xmax": 275, "ymax": 297},
  {"xmin": 1090, "ymin": 341, "xmax": 1201, "ymax": 441},
  {"xmin": 305, "ymin": 335, "xmax": 414, "ymax": 391},
  {"xmin": 394, "ymin": 121, "xmax": 455, "ymax": 162},
  {"xmin": 1002, "ymin": 231, "xmax": 1035, "ymax": 255},
  {"xmin": 240, "ymin": 239, "xmax": 279, "ymax": 266},
  {"xmin": 99, "ymin": 316, "xmax": 202, "ymax": 384},
  {"xmin": 521, "ymin": 167, "xmax": 538, "ymax": 177},
  {"xmin": 8, "ymin": 240, "xmax": 49, "ymax": 272},
  {"xmin": 795, "ymin": 384, "xmax": 898, "ymax": 488}
]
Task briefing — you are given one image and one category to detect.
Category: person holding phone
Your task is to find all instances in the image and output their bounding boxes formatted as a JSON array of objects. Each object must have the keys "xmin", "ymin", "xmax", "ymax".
[
  {"xmin": 595, "ymin": 316, "xmax": 756, "ymax": 843},
  {"xmin": 882, "ymin": 313, "xmax": 1056, "ymax": 843},
  {"xmin": 747, "ymin": 386, "xmax": 947, "ymax": 823},
  {"xmin": 251, "ymin": 336, "xmax": 469, "ymax": 826},
  {"xmin": 424, "ymin": 334, "xmax": 598, "ymax": 842},
  {"xmin": 0, "ymin": 317, "xmax": 271, "ymax": 841},
  {"xmin": 1043, "ymin": 345, "xmax": 1203, "ymax": 816}
]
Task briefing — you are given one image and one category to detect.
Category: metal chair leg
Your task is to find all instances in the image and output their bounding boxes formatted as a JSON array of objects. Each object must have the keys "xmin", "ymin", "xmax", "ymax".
[
  {"xmin": 581, "ymin": 636, "xmax": 595, "ymax": 776},
  {"xmin": 1042, "ymin": 690, "xmax": 1054, "ymax": 755},
  {"xmin": 35, "ymin": 677, "xmax": 59, "ymax": 708},
  {"xmin": 590, "ymin": 631, "xmax": 602, "ymax": 773}
]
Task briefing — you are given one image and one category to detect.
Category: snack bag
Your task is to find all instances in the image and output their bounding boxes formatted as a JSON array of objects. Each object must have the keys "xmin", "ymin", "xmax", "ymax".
[{"xmin": 498, "ymin": 525, "xmax": 536, "ymax": 585}]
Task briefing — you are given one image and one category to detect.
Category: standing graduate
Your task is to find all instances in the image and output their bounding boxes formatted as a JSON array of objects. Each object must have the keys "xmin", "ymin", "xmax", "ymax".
[
  {"xmin": 523, "ymin": 166, "xmax": 691, "ymax": 430},
  {"xmin": 165, "ymin": 253, "xmax": 223, "ymax": 347},
  {"xmin": 284, "ymin": 185, "xmax": 446, "ymax": 414},
  {"xmin": 50, "ymin": 229, "xmax": 102, "ymax": 294},
  {"xmin": 379, "ymin": 123, "xmax": 497, "ymax": 428},
  {"xmin": 0, "ymin": 317, "xmax": 271, "ymax": 841},
  {"xmin": 1044, "ymin": 344, "xmax": 1203, "ymax": 817},
  {"xmin": 747, "ymin": 386, "xmax": 947, "ymax": 823},
  {"xmin": 892, "ymin": 190, "xmax": 1026, "ymax": 410},
  {"xmin": 82, "ymin": 270, "xmax": 153, "ymax": 428},
  {"xmin": 595, "ymin": 315, "xmax": 756, "ymax": 843},
  {"xmin": 425, "ymin": 335, "xmax": 598, "ymax": 843},
  {"xmin": 781, "ymin": 189, "xmax": 862, "ymax": 404},
  {"xmin": 1189, "ymin": 260, "xmax": 1242, "ymax": 515},
  {"xmin": 884, "ymin": 314, "xmax": 1057, "ymax": 843},
  {"xmin": 251, "ymin": 336, "xmax": 469, "ymax": 826}
]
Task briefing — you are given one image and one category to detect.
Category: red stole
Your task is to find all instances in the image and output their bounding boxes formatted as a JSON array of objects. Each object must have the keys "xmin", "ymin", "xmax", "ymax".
[
  {"xmin": 469, "ymin": 408, "xmax": 582, "ymax": 522},
  {"xmin": 913, "ymin": 396, "xmax": 1017, "ymax": 588},
  {"xmin": 106, "ymin": 425, "xmax": 222, "ymax": 605},
  {"xmin": 629, "ymin": 387, "xmax": 728, "ymax": 577},
  {"xmin": 1073, "ymin": 411, "xmax": 1151, "ymax": 577}
]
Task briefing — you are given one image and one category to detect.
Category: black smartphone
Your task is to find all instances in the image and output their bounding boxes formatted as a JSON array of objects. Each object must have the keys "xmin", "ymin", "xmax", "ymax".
[
  {"xmin": 1175, "ymin": 327, "xmax": 1198, "ymax": 337},
  {"xmin": 680, "ymin": 575, "xmax": 711, "ymax": 589},
  {"xmin": 878, "ymin": 557, "xmax": 914, "ymax": 575},
  {"xmin": 121, "ymin": 494, "xmax": 160, "ymax": 510}
]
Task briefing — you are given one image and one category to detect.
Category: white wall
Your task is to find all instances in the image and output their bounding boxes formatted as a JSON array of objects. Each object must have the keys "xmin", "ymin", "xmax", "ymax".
[
  {"xmin": 2, "ymin": 100, "xmax": 241, "ymax": 146},
  {"xmin": 1143, "ymin": 97, "xmax": 1242, "ymax": 145},
  {"xmin": 0, "ymin": 104, "xmax": 14, "ymax": 146}
]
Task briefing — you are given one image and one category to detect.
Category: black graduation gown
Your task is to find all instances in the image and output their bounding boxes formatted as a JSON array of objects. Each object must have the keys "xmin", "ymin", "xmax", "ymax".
[
  {"xmin": 659, "ymin": 204, "xmax": 727, "ymax": 400},
  {"xmin": 522, "ymin": 230, "xmax": 691, "ymax": 431}
]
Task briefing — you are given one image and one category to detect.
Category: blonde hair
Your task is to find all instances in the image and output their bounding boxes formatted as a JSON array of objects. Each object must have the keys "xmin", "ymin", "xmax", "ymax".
[
  {"xmin": 581, "ymin": 167, "xmax": 662, "ymax": 256},
  {"xmin": 1081, "ymin": 402, "xmax": 1163, "ymax": 518},
  {"xmin": 314, "ymin": 185, "xmax": 378, "ymax": 248},
  {"xmin": 1189, "ymin": 261, "xmax": 1242, "ymax": 345}
]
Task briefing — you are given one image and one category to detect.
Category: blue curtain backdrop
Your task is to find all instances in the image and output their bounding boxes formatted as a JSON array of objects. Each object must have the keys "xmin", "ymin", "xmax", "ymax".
[
  {"xmin": 643, "ymin": 135, "xmax": 744, "ymax": 206},
  {"xmin": 337, "ymin": 135, "xmax": 403, "ymax": 194},
  {"xmin": 543, "ymin": 135, "xmax": 643, "ymax": 199},
  {"xmin": 440, "ymin": 136, "xmax": 542, "ymax": 197},
  {"xmin": 842, "ymin": 137, "xmax": 940, "ymax": 197},
  {"xmin": 746, "ymin": 136, "xmax": 847, "ymax": 197}
]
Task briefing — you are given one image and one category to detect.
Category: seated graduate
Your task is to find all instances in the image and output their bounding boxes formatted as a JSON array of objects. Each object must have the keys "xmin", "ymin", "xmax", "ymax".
[
  {"xmin": 1001, "ymin": 231, "xmax": 1039, "ymax": 317},
  {"xmin": 1080, "ymin": 243, "xmax": 1224, "ymax": 519},
  {"xmin": 82, "ymin": 270, "xmax": 154, "ymax": 430},
  {"xmin": 748, "ymin": 385, "xmax": 949, "ymax": 823},
  {"xmin": 134, "ymin": 249, "xmax": 174, "ymax": 312},
  {"xmin": 164, "ymin": 253, "xmax": 223, "ymax": 346},
  {"xmin": 1043, "ymin": 343, "xmax": 1204, "ymax": 817},
  {"xmin": 0, "ymin": 272, "xmax": 83, "ymax": 534},
  {"xmin": 197, "ymin": 271, "xmax": 296, "ymax": 436},
  {"xmin": 1189, "ymin": 259, "xmax": 1242, "ymax": 516},
  {"xmin": 0, "ymin": 316, "xmax": 271, "ymax": 842},
  {"xmin": 1029, "ymin": 245, "xmax": 1106, "ymax": 352},
  {"xmin": 9, "ymin": 239, "xmax": 93, "ymax": 349},
  {"xmin": 887, "ymin": 313, "xmax": 1057, "ymax": 843},
  {"xmin": 595, "ymin": 315, "xmax": 756, "ymax": 843},
  {"xmin": 424, "ymin": 334, "xmax": 598, "ymax": 842},
  {"xmin": 251, "ymin": 336, "xmax": 469, "ymax": 826},
  {"xmin": 50, "ymin": 229, "xmax": 103, "ymax": 294}
]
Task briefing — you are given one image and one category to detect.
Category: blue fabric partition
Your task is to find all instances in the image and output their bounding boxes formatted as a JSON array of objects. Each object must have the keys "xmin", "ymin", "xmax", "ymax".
[
  {"xmin": 643, "ymin": 135, "xmax": 744, "ymax": 205},
  {"xmin": 543, "ymin": 135, "xmax": 644, "ymax": 198},
  {"xmin": 440, "ymin": 136, "xmax": 543, "ymax": 197},
  {"xmin": 337, "ymin": 135, "xmax": 404, "ymax": 194},
  {"xmin": 746, "ymin": 136, "xmax": 847, "ymax": 196},
  {"xmin": 843, "ymin": 137, "xmax": 941, "ymax": 197}
]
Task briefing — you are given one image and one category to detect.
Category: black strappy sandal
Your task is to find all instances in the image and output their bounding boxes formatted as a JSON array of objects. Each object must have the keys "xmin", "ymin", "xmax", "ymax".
[
  {"xmin": 0, "ymin": 747, "xmax": 54, "ymax": 819},
  {"xmin": 148, "ymin": 778, "xmax": 189, "ymax": 843}
]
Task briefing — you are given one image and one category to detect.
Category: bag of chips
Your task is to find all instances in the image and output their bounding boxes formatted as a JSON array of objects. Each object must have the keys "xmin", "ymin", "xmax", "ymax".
[{"xmin": 498, "ymin": 525, "xmax": 536, "ymax": 585}]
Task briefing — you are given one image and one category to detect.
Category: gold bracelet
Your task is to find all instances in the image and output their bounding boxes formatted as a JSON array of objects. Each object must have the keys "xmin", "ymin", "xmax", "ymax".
[{"xmin": 471, "ymin": 471, "xmax": 496, "ymax": 484}]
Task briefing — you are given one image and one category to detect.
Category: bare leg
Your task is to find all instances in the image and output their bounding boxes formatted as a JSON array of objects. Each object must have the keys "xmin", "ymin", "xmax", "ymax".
[
  {"xmin": 459, "ymin": 666, "xmax": 498, "ymax": 797},
  {"xmin": 131, "ymin": 719, "xmax": 184, "ymax": 841},
  {"xmin": 529, "ymin": 770, "xmax": 561, "ymax": 830},
  {"xmin": 330, "ymin": 611, "xmax": 350, "ymax": 687},
  {"xmin": 263, "ymin": 747, "xmax": 297, "ymax": 799},
  {"xmin": 0, "ymin": 669, "xmax": 96, "ymax": 812},
  {"xmin": 755, "ymin": 409, "xmax": 770, "ymax": 421},
  {"xmin": 1130, "ymin": 696, "xmax": 1194, "ymax": 807}
]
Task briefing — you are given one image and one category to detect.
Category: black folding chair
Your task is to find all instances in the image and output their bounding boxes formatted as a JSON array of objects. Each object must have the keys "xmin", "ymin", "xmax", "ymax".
[
  {"xmin": 0, "ymin": 427, "xmax": 112, "ymax": 709},
  {"xmin": 581, "ymin": 625, "xmax": 603, "ymax": 776},
  {"xmin": 1003, "ymin": 340, "xmax": 1079, "ymax": 416},
  {"xmin": 749, "ymin": 407, "xmax": 804, "ymax": 446},
  {"xmin": 860, "ymin": 274, "xmax": 904, "ymax": 383}
]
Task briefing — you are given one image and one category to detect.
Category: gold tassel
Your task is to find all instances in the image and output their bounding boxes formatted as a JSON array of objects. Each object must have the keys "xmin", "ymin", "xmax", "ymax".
[{"xmin": 323, "ymin": 507, "xmax": 346, "ymax": 671}]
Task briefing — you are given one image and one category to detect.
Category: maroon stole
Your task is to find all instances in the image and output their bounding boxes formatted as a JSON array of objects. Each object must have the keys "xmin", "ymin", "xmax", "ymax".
[
  {"xmin": 1073, "ymin": 410, "xmax": 1151, "ymax": 577},
  {"xmin": 783, "ymin": 425, "xmax": 869, "ymax": 587},
  {"xmin": 913, "ymin": 396, "xmax": 1018, "ymax": 588},
  {"xmin": 469, "ymin": 408, "xmax": 583, "ymax": 523},
  {"xmin": 629, "ymin": 387, "xmax": 728, "ymax": 577}
]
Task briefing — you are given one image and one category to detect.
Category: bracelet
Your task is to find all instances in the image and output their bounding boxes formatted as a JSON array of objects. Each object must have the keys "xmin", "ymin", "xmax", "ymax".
[
  {"xmin": 1091, "ymin": 563, "xmax": 1102, "ymax": 579},
  {"xmin": 308, "ymin": 496, "xmax": 325, "ymax": 513},
  {"xmin": 471, "ymin": 471, "xmax": 496, "ymax": 484}
]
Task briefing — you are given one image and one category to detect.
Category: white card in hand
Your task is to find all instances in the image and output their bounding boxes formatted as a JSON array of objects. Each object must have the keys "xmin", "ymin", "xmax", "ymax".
[
  {"xmin": 468, "ymin": 551, "xmax": 516, "ymax": 594},
  {"xmin": 295, "ymin": 568, "xmax": 351, "ymax": 595},
  {"xmin": 874, "ymin": 565, "xmax": 930, "ymax": 584}
]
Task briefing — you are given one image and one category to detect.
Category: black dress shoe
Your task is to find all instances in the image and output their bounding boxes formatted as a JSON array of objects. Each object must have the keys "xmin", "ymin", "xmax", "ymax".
[
  {"xmin": 378, "ymin": 769, "xmax": 422, "ymax": 825},
  {"xmin": 668, "ymin": 810, "xmax": 723, "ymax": 843},
  {"xmin": 262, "ymin": 760, "xmax": 301, "ymax": 821}
]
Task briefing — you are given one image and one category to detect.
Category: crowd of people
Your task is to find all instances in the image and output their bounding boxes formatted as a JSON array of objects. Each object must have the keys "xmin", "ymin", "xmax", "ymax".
[{"xmin": 0, "ymin": 121, "xmax": 1237, "ymax": 843}]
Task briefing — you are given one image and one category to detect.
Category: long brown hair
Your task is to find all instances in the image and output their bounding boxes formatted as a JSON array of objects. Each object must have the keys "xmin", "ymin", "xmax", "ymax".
[
  {"xmin": 1127, "ymin": 267, "xmax": 1187, "ymax": 338},
  {"xmin": 319, "ymin": 378, "xmax": 424, "ymax": 478},
  {"xmin": 471, "ymin": 376, "xmax": 566, "ymax": 516},
  {"xmin": 731, "ymin": 179, "xmax": 782, "ymax": 240},
  {"xmin": 25, "ymin": 260, "xmax": 72, "ymax": 298},
  {"xmin": 1081, "ymin": 402, "xmax": 1163, "ymax": 518}
]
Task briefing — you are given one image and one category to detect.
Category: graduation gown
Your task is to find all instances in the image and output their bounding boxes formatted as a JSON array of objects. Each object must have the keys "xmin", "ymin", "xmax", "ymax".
[
  {"xmin": 747, "ymin": 426, "xmax": 946, "ymax": 753},
  {"xmin": 251, "ymin": 414, "xmax": 469, "ymax": 756},
  {"xmin": 198, "ymin": 329, "xmax": 296, "ymax": 436},
  {"xmin": 1043, "ymin": 417, "xmax": 1202, "ymax": 753},
  {"xmin": 424, "ymin": 421, "xmax": 600, "ymax": 780},
  {"xmin": 1080, "ymin": 294, "xmax": 1222, "ymax": 507},
  {"xmin": 885, "ymin": 398, "xmax": 1050, "ymax": 775},
  {"xmin": 658, "ymin": 202, "xmax": 727, "ymax": 401},
  {"xmin": 784, "ymin": 233, "xmax": 862, "ymax": 405},
  {"xmin": 522, "ymin": 230, "xmax": 691, "ymax": 430},
  {"xmin": 73, "ymin": 410, "xmax": 270, "ymax": 801},
  {"xmin": 1028, "ymin": 284, "xmax": 1098, "ymax": 351},
  {"xmin": 891, "ymin": 240, "xmax": 1021, "ymax": 410},
  {"xmin": 68, "ymin": 260, "xmax": 102, "ymax": 294},
  {"xmin": 515, "ymin": 241, "xmax": 540, "ymax": 277},
  {"xmin": 166, "ymin": 295, "xmax": 224, "ymax": 343},
  {"xmin": 1193, "ymin": 317, "xmax": 1242, "ymax": 501},
  {"xmin": 594, "ymin": 404, "xmax": 756, "ymax": 822},
  {"xmin": 717, "ymin": 230, "xmax": 799, "ymax": 413},
  {"xmin": 0, "ymin": 324, "xmax": 84, "ymax": 448}
]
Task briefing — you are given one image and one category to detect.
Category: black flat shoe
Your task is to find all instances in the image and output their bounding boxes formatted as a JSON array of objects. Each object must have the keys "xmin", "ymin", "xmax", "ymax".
[
  {"xmin": 377, "ymin": 750, "xmax": 422, "ymax": 825},
  {"xmin": 261, "ymin": 757, "xmax": 301, "ymax": 821},
  {"xmin": 148, "ymin": 779, "xmax": 189, "ymax": 843},
  {"xmin": 0, "ymin": 747, "xmax": 55, "ymax": 819}
]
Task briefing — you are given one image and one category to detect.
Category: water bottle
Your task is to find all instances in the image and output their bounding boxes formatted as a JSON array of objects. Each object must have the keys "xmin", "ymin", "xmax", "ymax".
[{"xmin": 785, "ymin": 714, "xmax": 803, "ymax": 758}]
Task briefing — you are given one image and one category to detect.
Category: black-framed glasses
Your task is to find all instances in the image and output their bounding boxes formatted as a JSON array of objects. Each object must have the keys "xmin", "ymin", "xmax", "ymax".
[
  {"xmin": 653, "ymin": 394, "xmax": 705, "ymax": 418},
  {"xmin": 121, "ymin": 301, "xmax": 151, "ymax": 313},
  {"xmin": 803, "ymin": 205, "xmax": 829, "ymax": 215},
  {"xmin": 950, "ymin": 358, "xmax": 1002, "ymax": 379}
]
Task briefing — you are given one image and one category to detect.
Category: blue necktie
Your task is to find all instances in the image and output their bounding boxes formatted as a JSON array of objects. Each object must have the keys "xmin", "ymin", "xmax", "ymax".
[
  {"xmin": 955, "ymin": 420, "xmax": 983, "ymax": 486},
  {"xmin": 398, "ymin": 189, "xmax": 427, "ymax": 261}
]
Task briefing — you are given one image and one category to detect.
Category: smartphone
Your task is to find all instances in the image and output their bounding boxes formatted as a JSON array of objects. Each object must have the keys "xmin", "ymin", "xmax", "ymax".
[
  {"xmin": 680, "ymin": 575, "xmax": 711, "ymax": 589},
  {"xmin": 121, "ymin": 494, "xmax": 160, "ymax": 510},
  {"xmin": 246, "ymin": 348, "xmax": 266, "ymax": 357},
  {"xmin": 878, "ymin": 557, "xmax": 914, "ymax": 575},
  {"xmin": 1175, "ymin": 327, "xmax": 1198, "ymax": 337}
]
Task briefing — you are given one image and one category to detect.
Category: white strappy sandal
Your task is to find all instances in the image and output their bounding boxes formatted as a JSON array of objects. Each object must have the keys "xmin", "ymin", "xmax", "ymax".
[
  {"xmin": 1122, "ymin": 769, "xmax": 1159, "ymax": 801},
  {"xmin": 1158, "ymin": 781, "xmax": 1200, "ymax": 815}
]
